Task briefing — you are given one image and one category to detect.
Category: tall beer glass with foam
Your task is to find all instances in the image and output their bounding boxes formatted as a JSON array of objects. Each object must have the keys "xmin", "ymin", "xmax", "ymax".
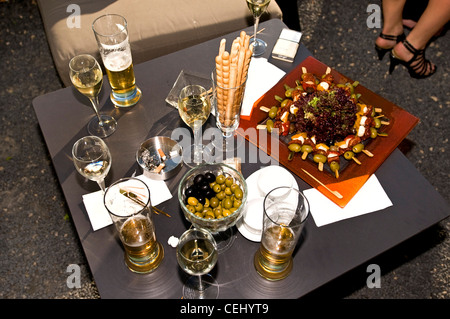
[{"xmin": 92, "ymin": 14, "xmax": 142, "ymax": 108}]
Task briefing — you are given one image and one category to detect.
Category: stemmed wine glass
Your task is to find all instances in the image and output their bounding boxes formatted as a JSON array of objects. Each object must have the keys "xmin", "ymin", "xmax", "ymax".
[
  {"xmin": 178, "ymin": 85, "xmax": 212, "ymax": 167},
  {"xmin": 176, "ymin": 228, "xmax": 219, "ymax": 299},
  {"xmin": 69, "ymin": 54, "xmax": 117, "ymax": 138},
  {"xmin": 72, "ymin": 135, "xmax": 112, "ymax": 192},
  {"xmin": 246, "ymin": 0, "xmax": 271, "ymax": 56}
]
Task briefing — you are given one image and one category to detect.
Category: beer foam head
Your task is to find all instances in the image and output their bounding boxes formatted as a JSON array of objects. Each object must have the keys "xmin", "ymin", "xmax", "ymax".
[
  {"xmin": 104, "ymin": 179, "xmax": 149, "ymax": 217},
  {"xmin": 103, "ymin": 51, "xmax": 132, "ymax": 72}
]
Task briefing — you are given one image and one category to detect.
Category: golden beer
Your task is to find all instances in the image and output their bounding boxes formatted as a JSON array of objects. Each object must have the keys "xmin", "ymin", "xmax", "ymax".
[
  {"xmin": 93, "ymin": 14, "xmax": 141, "ymax": 107},
  {"xmin": 254, "ymin": 225, "xmax": 295, "ymax": 280},
  {"xmin": 104, "ymin": 60, "xmax": 136, "ymax": 94},
  {"xmin": 120, "ymin": 216, "xmax": 164, "ymax": 273}
]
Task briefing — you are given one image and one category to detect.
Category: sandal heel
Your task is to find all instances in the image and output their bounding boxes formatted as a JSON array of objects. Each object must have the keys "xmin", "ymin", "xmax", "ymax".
[
  {"xmin": 388, "ymin": 52, "xmax": 400, "ymax": 74},
  {"xmin": 390, "ymin": 40, "xmax": 436, "ymax": 79},
  {"xmin": 375, "ymin": 45, "xmax": 389, "ymax": 61}
]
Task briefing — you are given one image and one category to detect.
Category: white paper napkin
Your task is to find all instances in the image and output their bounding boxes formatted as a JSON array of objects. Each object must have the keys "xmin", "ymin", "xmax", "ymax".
[
  {"xmin": 241, "ymin": 57, "xmax": 286, "ymax": 117},
  {"xmin": 82, "ymin": 175, "xmax": 173, "ymax": 231},
  {"xmin": 303, "ymin": 174, "xmax": 392, "ymax": 227}
]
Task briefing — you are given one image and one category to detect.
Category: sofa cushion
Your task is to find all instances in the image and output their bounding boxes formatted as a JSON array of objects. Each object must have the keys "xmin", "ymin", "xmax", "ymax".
[{"xmin": 37, "ymin": 0, "xmax": 282, "ymax": 86}]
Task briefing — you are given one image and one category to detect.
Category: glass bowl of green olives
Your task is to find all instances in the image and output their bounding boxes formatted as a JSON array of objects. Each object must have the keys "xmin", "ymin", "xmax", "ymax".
[{"xmin": 177, "ymin": 163, "xmax": 248, "ymax": 234}]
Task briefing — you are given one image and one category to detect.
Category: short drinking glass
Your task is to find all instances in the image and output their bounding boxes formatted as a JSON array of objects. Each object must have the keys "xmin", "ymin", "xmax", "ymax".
[
  {"xmin": 254, "ymin": 187, "xmax": 309, "ymax": 280},
  {"xmin": 104, "ymin": 177, "xmax": 164, "ymax": 274}
]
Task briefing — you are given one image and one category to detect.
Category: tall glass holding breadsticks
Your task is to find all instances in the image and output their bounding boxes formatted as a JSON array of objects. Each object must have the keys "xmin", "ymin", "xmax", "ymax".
[
  {"xmin": 246, "ymin": 0, "xmax": 271, "ymax": 56},
  {"xmin": 212, "ymin": 31, "xmax": 252, "ymax": 151}
]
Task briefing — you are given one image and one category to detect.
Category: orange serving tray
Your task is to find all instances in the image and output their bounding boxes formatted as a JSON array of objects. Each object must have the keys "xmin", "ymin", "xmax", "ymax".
[{"xmin": 238, "ymin": 56, "xmax": 419, "ymax": 207}]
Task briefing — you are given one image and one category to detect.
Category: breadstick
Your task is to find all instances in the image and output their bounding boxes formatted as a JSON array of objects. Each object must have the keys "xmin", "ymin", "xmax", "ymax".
[
  {"xmin": 219, "ymin": 38, "xmax": 226, "ymax": 56},
  {"xmin": 215, "ymin": 54, "xmax": 224, "ymax": 114},
  {"xmin": 226, "ymin": 41, "xmax": 240, "ymax": 125}
]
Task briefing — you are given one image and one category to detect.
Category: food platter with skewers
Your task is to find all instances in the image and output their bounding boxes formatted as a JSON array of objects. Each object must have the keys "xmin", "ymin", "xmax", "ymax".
[{"xmin": 238, "ymin": 56, "xmax": 419, "ymax": 207}]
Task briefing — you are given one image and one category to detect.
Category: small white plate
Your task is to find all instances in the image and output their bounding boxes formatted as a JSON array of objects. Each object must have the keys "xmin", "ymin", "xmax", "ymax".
[{"xmin": 237, "ymin": 165, "xmax": 298, "ymax": 242}]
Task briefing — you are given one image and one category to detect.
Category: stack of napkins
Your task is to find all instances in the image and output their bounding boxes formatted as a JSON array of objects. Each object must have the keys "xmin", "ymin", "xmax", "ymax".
[
  {"xmin": 303, "ymin": 174, "xmax": 393, "ymax": 227},
  {"xmin": 241, "ymin": 57, "xmax": 286, "ymax": 117},
  {"xmin": 82, "ymin": 175, "xmax": 173, "ymax": 231}
]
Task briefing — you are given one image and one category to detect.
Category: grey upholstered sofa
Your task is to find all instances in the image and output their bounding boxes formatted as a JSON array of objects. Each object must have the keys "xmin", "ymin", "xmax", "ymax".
[{"xmin": 37, "ymin": 0, "xmax": 282, "ymax": 86}]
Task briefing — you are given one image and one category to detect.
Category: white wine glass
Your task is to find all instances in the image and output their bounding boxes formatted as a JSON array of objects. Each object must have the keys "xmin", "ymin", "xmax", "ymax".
[
  {"xmin": 178, "ymin": 85, "xmax": 211, "ymax": 168},
  {"xmin": 69, "ymin": 54, "xmax": 117, "ymax": 138},
  {"xmin": 246, "ymin": 0, "xmax": 271, "ymax": 56},
  {"xmin": 176, "ymin": 228, "xmax": 219, "ymax": 299},
  {"xmin": 72, "ymin": 135, "xmax": 112, "ymax": 192}
]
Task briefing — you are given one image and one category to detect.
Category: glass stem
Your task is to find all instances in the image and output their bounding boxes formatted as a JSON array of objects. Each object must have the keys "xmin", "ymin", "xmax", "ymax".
[
  {"xmin": 253, "ymin": 16, "xmax": 260, "ymax": 43},
  {"xmin": 193, "ymin": 120, "xmax": 202, "ymax": 164},
  {"xmin": 97, "ymin": 179, "xmax": 106, "ymax": 193},
  {"xmin": 89, "ymin": 96, "xmax": 104, "ymax": 127},
  {"xmin": 197, "ymin": 275, "xmax": 204, "ymax": 291}
]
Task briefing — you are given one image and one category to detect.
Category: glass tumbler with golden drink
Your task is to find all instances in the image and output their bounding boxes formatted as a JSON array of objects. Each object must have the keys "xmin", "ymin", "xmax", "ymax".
[
  {"xmin": 92, "ymin": 14, "xmax": 141, "ymax": 108},
  {"xmin": 254, "ymin": 187, "xmax": 309, "ymax": 281},
  {"xmin": 104, "ymin": 177, "xmax": 164, "ymax": 273}
]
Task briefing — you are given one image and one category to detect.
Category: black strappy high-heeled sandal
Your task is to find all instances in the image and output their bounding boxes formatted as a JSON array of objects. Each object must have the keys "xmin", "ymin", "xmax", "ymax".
[
  {"xmin": 375, "ymin": 32, "xmax": 405, "ymax": 60},
  {"xmin": 389, "ymin": 39, "xmax": 437, "ymax": 78}
]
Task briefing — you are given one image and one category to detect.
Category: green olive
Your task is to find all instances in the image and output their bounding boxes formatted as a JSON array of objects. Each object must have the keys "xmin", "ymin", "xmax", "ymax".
[
  {"xmin": 330, "ymin": 161, "xmax": 340, "ymax": 172},
  {"xmin": 209, "ymin": 197, "xmax": 219, "ymax": 208},
  {"xmin": 186, "ymin": 205, "xmax": 196, "ymax": 214},
  {"xmin": 212, "ymin": 183, "xmax": 222, "ymax": 193},
  {"xmin": 268, "ymin": 106, "xmax": 278, "ymax": 119},
  {"xmin": 352, "ymin": 143, "xmax": 364, "ymax": 153},
  {"xmin": 203, "ymin": 198, "xmax": 210, "ymax": 208},
  {"xmin": 234, "ymin": 188, "xmax": 243, "ymax": 199},
  {"xmin": 281, "ymin": 99, "xmax": 290, "ymax": 108},
  {"xmin": 313, "ymin": 154, "xmax": 327, "ymax": 163},
  {"xmin": 374, "ymin": 118, "xmax": 382, "ymax": 129},
  {"xmin": 285, "ymin": 88, "xmax": 294, "ymax": 98},
  {"xmin": 213, "ymin": 206, "xmax": 222, "ymax": 216},
  {"xmin": 344, "ymin": 151, "xmax": 354, "ymax": 160},
  {"xmin": 222, "ymin": 209, "xmax": 231, "ymax": 217},
  {"xmin": 266, "ymin": 119, "xmax": 274, "ymax": 133},
  {"xmin": 187, "ymin": 197, "xmax": 198, "ymax": 206},
  {"xmin": 301, "ymin": 145, "xmax": 313, "ymax": 153},
  {"xmin": 216, "ymin": 174, "xmax": 226, "ymax": 184},
  {"xmin": 233, "ymin": 199, "xmax": 242, "ymax": 208},
  {"xmin": 194, "ymin": 202, "xmax": 203, "ymax": 212},
  {"xmin": 223, "ymin": 198, "xmax": 233, "ymax": 209},
  {"xmin": 195, "ymin": 212, "xmax": 204, "ymax": 218},
  {"xmin": 288, "ymin": 143, "xmax": 302, "ymax": 153},
  {"xmin": 216, "ymin": 191, "xmax": 225, "ymax": 200},
  {"xmin": 230, "ymin": 183, "xmax": 239, "ymax": 193},
  {"xmin": 370, "ymin": 127, "xmax": 378, "ymax": 139},
  {"xmin": 225, "ymin": 176, "xmax": 233, "ymax": 187},
  {"xmin": 224, "ymin": 187, "xmax": 232, "ymax": 196}
]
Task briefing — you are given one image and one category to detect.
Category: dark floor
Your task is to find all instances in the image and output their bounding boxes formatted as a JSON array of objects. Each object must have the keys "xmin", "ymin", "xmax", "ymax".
[{"xmin": 0, "ymin": 0, "xmax": 448, "ymax": 299}]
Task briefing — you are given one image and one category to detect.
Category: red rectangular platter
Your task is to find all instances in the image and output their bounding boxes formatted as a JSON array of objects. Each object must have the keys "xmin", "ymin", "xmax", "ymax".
[{"xmin": 238, "ymin": 56, "xmax": 419, "ymax": 207}]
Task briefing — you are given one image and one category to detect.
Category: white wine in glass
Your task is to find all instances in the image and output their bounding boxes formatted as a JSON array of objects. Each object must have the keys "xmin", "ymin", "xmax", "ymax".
[
  {"xmin": 178, "ymin": 85, "xmax": 211, "ymax": 167},
  {"xmin": 176, "ymin": 228, "xmax": 219, "ymax": 299},
  {"xmin": 72, "ymin": 135, "xmax": 112, "ymax": 192},
  {"xmin": 69, "ymin": 54, "xmax": 117, "ymax": 138},
  {"xmin": 246, "ymin": 0, "xmax": 271, "ymax": 56}
]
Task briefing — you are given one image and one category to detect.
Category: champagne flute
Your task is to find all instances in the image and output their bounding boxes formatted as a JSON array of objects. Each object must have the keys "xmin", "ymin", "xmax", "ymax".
[
  {"xmin": 176, "ymin": 228, "xmax": 219, "ymax": 299},
  {"xmin": 72, "ymin": 135, "xmax": 112, "ymax": 192},
  {"xmin": 246, "ymin": 0, "xmax": 271, "ymax": 56},
  {"xmin": 178, "ymin": 85, "xmax": 211, "ymax": 167},
  {"xmin": 69, "ymin": 54, "xmax": 117, "ymax": 138}
]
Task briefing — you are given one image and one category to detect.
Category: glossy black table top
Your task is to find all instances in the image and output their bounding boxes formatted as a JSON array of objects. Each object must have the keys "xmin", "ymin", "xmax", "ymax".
[{"xmin": 33, "ymin": 19, "xmax": 449, "ymax": 299}]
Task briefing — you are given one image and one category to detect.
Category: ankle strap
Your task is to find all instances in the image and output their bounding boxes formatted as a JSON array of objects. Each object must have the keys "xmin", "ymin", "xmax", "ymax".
[
  {"xmin": 403, "ymin": 39, "xmax": 424, "ymax": 55},
  {"xmin": 379, "ymin": 32, "xmax": 405, "ymax": 42}
]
